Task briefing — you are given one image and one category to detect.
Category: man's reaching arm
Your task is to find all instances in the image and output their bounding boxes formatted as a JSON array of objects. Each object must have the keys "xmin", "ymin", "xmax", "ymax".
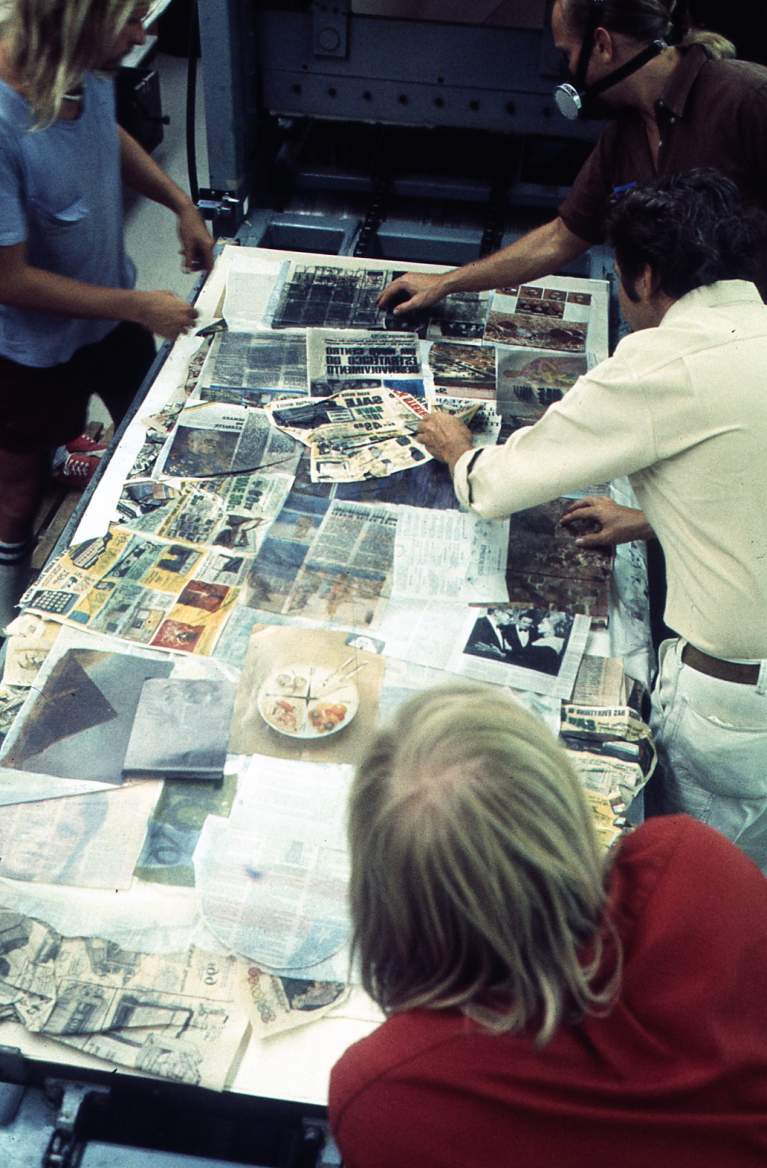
[{"xmin": 378, "ymin": 216, "xmax": 591, "ymax": 315}]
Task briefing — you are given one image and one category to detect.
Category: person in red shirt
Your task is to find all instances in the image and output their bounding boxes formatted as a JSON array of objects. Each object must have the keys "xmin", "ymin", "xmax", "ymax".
[{"xmin": 330, "ymin": 682, "xmax": 767, "ymax": 1168}]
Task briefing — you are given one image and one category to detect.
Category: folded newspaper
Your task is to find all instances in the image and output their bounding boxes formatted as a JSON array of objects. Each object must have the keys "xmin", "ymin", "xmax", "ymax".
[
  {"xmin": 0, "ymin": 908, "xmax": 348, "ymax": 1089},
  {"xmin": 267, "ymin": 385, "xmax": 432, "ymax": 483}
]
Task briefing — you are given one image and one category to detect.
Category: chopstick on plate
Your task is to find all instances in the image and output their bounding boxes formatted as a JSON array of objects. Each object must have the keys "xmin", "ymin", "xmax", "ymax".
[
  {"xmin": 315, "ymin": 657, "xmax": 367, "ymax": 696},
  {"xmin": 320, "ymin": 655, "xmax": 355, "ymax": 685}
]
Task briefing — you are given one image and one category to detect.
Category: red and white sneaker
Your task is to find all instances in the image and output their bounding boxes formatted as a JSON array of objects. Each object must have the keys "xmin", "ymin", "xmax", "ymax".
[
  {"xmin": 52, "ymin": 451, "xmax": 103, "ymax": 489},
  {"xmin": 66, "ymin": 433, "xmax": 108, "ymax": 455}
]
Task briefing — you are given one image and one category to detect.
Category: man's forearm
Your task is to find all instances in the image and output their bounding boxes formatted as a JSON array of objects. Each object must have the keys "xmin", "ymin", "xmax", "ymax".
[
  {"xmin": 439, "ymin": 217, "xmax": 591, "ymax": 295},
  {"xmin": 378, "ymin": 216, "xmax": 592, "ymax": 315},
  {"xmin": 0, "ymin": 263, "xmax": 144, "ymax": 322},
  {"xmin": 118, "ymin": 126, "xmax": 193, "ymax": 215}
]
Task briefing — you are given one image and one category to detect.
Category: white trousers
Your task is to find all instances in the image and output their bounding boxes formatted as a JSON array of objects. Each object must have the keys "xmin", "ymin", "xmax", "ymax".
[{"xmin": 650, "ymin": 637, "xmax": 767, "ymax": 873}]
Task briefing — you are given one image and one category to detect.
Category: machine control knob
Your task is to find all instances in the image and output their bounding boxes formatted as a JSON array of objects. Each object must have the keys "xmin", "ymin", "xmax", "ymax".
[{"xmin": 318, "ymin": 26, "xmax": 341, "ymax": 52}]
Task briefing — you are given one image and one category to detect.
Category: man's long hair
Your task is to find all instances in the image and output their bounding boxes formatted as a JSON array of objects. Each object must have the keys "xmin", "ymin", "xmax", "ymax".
[
  {"xmin": 607, "ymin": 168, "xmax": 766, "ymax": 300},
  {"xmin": 348, "ymin": 683, "xmax": 621, "ymax": 1044},
  {"xmin": 559, "ymin": 0, "xmax": 736, "ymax": 60},
  {"xmin": 1, "ymin": 0, "xmax": 138, "ymax": 126}
]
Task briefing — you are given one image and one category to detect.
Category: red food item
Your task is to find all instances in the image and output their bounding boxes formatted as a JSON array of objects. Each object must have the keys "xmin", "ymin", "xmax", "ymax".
[
  {"xmin": 269, "ymin": 698, "xmax": 301, "ymax": 733},
  {"xmin": 308, "ymin": 702, "xmax": 348, "ymax": 733}
]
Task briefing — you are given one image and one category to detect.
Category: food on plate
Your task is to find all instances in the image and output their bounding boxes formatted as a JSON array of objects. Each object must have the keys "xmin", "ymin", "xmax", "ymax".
[
  {"xmin": 259, "ymin": 662, "xmax": 358, "ymax": 737},
  {"xmin": 307, "ymin": 701, "xmax": 348, "ymax": 734},
  {"xmin": 274, "ymin": 671, "xmax": 308, "ymax": 696},
  {"xmin": 266, "ymin": 697, "xmax": 303, "ymax": 734}
]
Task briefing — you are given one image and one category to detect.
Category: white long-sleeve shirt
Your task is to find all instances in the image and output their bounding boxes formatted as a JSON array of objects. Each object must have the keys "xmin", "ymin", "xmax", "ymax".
[{"xmin": 453, "ymin": 281, "xmax": 767, "ymax": 659}]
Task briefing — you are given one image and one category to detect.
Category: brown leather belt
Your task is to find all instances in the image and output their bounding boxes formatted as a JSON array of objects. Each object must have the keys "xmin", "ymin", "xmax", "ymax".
[{"xmin": 682, "ymin": 643, "xmax": 760, "ymax": 685}]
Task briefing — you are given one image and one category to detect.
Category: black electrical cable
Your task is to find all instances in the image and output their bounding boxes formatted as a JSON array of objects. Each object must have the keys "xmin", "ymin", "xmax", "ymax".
[{"xmin": 186, "ymin": 0, "xmax": 200, "ymax": 205}]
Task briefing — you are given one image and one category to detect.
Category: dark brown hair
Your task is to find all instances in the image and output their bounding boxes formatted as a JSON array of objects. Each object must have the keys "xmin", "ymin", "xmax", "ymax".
[
  {"xmin": 607, "ymin": 168, "xmax": 765, "ymax": 299},
  {"xmin": 558, "ymin": 0, "xmax": 735, "ymax": 57}
]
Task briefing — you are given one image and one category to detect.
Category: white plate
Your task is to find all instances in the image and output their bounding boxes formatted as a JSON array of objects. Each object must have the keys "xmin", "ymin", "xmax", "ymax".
[{"xmin": 257, "ymin": 662, "xmax": 359, "ymax": 739}]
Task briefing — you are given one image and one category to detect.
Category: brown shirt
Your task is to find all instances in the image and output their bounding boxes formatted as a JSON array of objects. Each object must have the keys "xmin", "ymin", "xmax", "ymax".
[{"xmin": 559, "ymin": 45, "xmax": 767, "ymax": 252}]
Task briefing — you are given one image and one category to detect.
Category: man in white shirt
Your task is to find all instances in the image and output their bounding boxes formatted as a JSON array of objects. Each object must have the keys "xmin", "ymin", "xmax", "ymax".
[{"xmin": 417, "ymin": 168, "xmax": 767, "ymax": 871}]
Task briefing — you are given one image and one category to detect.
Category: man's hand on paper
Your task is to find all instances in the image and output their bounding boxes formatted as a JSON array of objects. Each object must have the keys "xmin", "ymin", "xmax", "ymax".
[
  {"xmin": 377, "ymin": 271, "xmax": 450, "ymax": 315},
  {"xmin": 133, "ymin": 290, "xmax": 199, "ymax": 340},
  {"xmin": 560, "ymin": 497, "xmax": 654, "ymax": 547},
  {"xmin": 416, "ymin": 411, "xmax": 473, "ymax": 471}
]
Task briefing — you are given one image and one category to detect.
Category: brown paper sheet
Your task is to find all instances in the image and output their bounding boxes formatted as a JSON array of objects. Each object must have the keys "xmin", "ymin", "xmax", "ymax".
[{"xmin": 230, "ymin": 626, "xmax": 384, "ymax": 764}]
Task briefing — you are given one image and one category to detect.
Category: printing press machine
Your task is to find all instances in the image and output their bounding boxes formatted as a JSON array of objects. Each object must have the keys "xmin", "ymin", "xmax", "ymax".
[
  {"xmin": 0, "ymin": 2, "xmax": 740, "ymax": 1162},
  {"xmin": 194, "ymin": 1, "xmax": 612, "ymax": 275}
]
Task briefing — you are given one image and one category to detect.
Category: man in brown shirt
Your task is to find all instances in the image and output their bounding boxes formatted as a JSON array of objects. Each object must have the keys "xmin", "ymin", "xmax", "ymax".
[
  {"xmin": 562, "ymin": 40, "xmax": 767, "ymax": 277},
  {"xmin": 379, "ymin": 0, "xmax": 767, "ymax": 313}
]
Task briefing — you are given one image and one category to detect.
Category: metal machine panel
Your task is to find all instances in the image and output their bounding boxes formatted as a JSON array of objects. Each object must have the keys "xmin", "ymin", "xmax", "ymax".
[
  {"xmin": 198, "ymin": 0, "xmax": 256, "ymax": 198},
  {"xmin": 350, "ymin": 0, "xmax": 547, "ymax": 25},
  {"xmin": 0, "ymin": 1065, "xmax": 335, "ymax": 1168},
  {"xmin": 255, "ymin": 8, "xmax": 596, "ymax": 139},
  {"xmin": 195, "ymin": 1, "xmax": 600, "ymax": 263}
]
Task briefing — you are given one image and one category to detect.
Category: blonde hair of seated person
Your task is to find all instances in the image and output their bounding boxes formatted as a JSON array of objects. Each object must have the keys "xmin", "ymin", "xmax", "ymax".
[{"xmin": 348, "ymin": 682, "xmax": 621, "ymax": 1044}]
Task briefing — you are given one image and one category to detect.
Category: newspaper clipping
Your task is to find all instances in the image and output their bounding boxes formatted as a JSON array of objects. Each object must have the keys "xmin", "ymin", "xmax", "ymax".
[
  {"xmin": 268, "ymin": 385, "xmax": 430, "ymax": 484},
  {"xmin": 485, "ymin": 283, "xmax": 593, "ymax": 352},
  {"xmin": 20, "ymin": 529, "xmax": 240, "ymax": 655},
  {"xmin": 156, "ymin": 402, "xmax": 300, "ymax": 480},
  {"xmin": 201, "ymin": 329, "xmax": 309, "ymax": 405},
  {"xmin": 120, "ymin": 472, "xmax": 294, "ymax": 556},
  {"xmin": 0, "ymin": 910, "xmax": 249, "ymax": 1089}
]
